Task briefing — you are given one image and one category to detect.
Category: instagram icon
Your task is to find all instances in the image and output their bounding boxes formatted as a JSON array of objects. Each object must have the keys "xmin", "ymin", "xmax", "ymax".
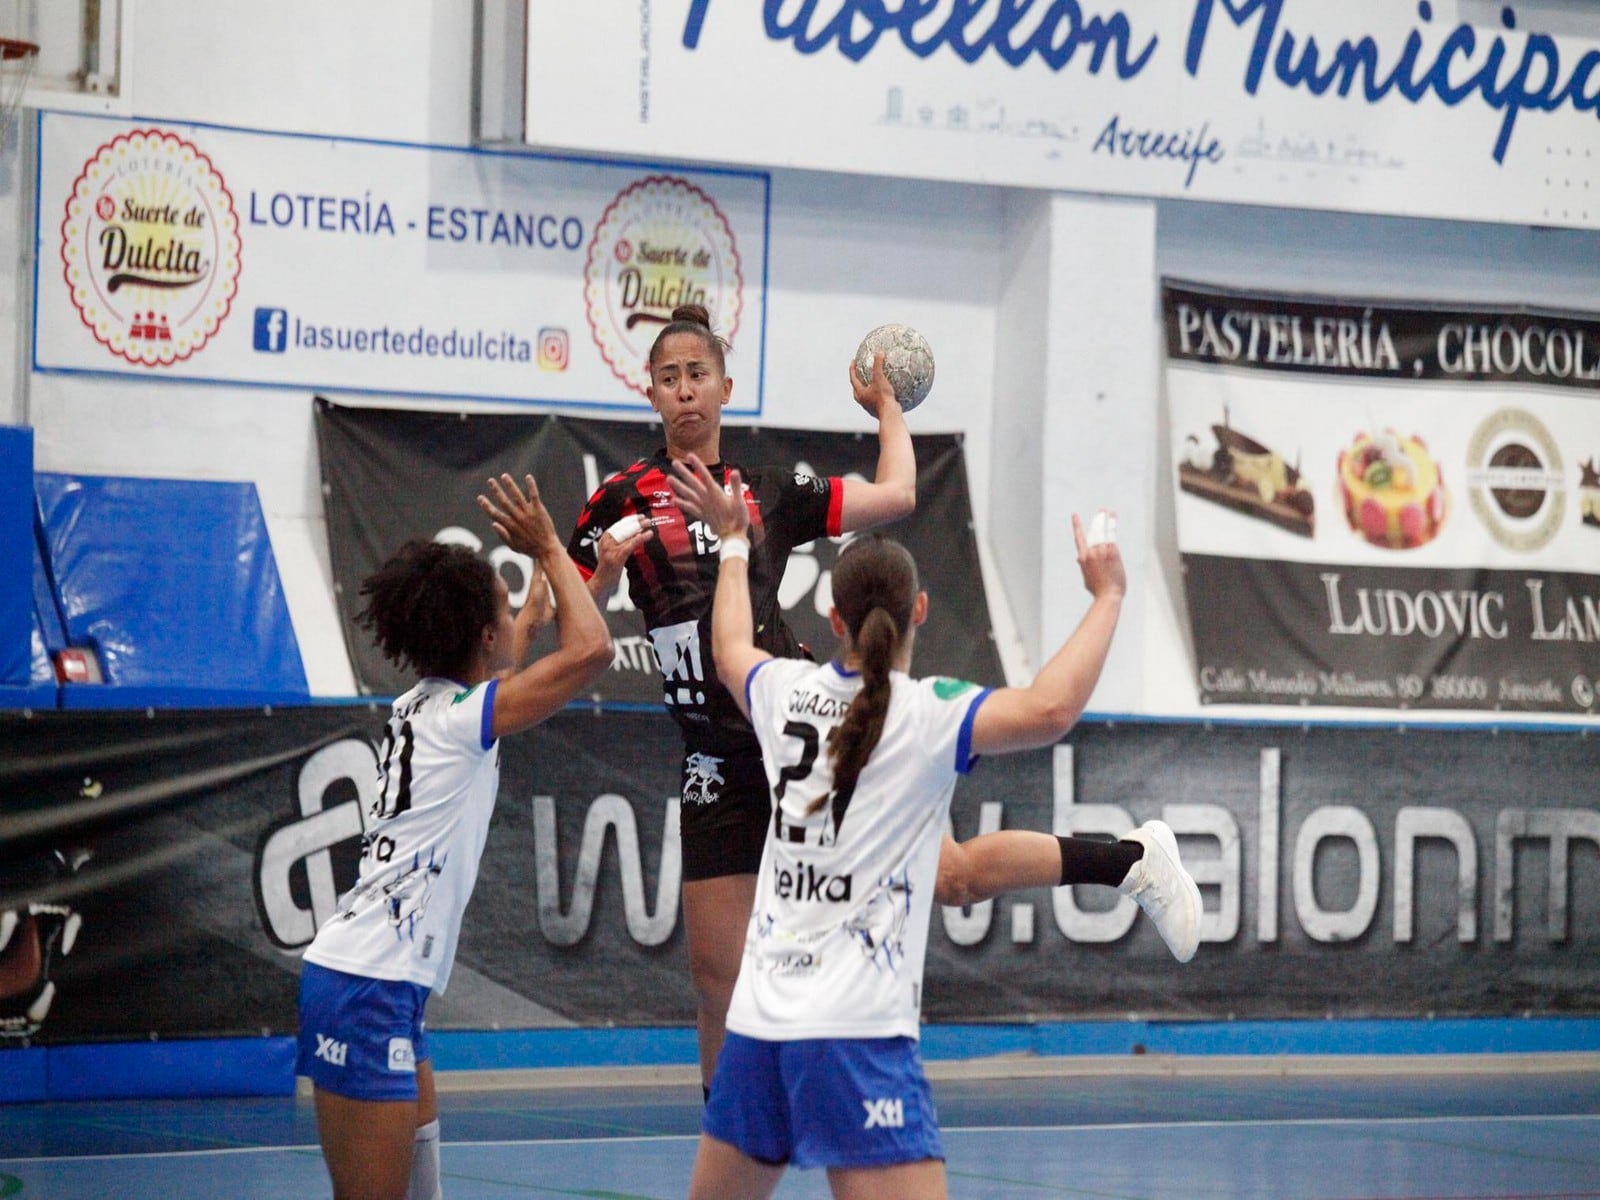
[{"xmin": 537, "ymin": 327, "xmax": 570, "ymax": 371}]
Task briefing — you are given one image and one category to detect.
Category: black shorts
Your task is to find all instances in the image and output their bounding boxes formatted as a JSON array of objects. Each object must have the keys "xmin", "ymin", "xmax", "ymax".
[{"xmin": 678, "ymin": 748, "xmax": 770, "ymax": 882}]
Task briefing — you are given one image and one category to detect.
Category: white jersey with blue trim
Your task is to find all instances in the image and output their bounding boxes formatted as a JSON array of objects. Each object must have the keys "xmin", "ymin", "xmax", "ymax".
[
  {"xmin": 303, "ymin": 676, "xmax": 501, "ymax": 994},
  {"xmin": 727, "ymin": 657, "xmax": 990, "ymax": 1042}
]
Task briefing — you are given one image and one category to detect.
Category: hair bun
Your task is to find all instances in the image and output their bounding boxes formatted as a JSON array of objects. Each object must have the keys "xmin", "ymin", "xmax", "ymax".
[{"xmin": 671, "ymin": 303, "xmax": 712, "ymax": 329}]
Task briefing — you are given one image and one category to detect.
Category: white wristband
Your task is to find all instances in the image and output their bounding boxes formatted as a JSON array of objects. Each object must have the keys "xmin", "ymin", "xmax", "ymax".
[{"xmin": 719, "ymin": 535, "xmax": 750, "ymax": 563}]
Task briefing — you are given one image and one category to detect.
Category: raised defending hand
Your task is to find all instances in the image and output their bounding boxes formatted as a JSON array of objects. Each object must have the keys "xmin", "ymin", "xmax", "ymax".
[
  {"xmin": 478, "ymin": 473, "xmax": 560, "ymax": 560},
  {"xmin": 1073, "ymin": 509, "xmax": 1126, "ymax": 601},
  {"xmin": 519, "ymin": 560, "xmax": 555, "ymax": 631},
  {"xmin": 668, "ymin": 454, "xmax": 751, "ymax": 540},
  {"xmin": 848, "ymin": 350, "xmax": 896, "ymax": 420}
]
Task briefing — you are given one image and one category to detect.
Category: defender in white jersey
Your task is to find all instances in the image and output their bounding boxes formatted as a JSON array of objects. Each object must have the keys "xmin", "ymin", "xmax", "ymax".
[
  {"xmin": 296, "ymin": 473, "xmax": 610, "ymax": 1200},
  {"xmin": 671, "ymin": 453, "xmax": 1199, "ymax": 1199},
  {"xmin": 303, "ymin": 674, "xmax": 502, "ymax": 995},
  {"xmin": 735, "ymin": 656, "xmax": 984, "ymax": 1043}
]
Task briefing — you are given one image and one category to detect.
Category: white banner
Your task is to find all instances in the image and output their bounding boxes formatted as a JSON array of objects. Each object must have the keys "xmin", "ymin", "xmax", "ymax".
[
  {"xmin": 1164, "ymin": 283, "xmax": 1600, "ymax": 573},
  {"xmin": 1164, "ymin": 281, "xmax": 1600, "ymax": 715},
  {"xmin": 34, "ymin": 114, "xmax": 771, "ymax": 413},
  {"xmin": 525, "ymin": 1, "xmax": 1600, "ymax": 229}
]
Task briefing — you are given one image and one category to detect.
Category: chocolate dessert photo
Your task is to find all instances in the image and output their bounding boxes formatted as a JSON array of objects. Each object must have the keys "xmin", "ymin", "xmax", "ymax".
[{"xmin": 1178, "ymin": 411, "xmax": 1315, "ymax": 538}]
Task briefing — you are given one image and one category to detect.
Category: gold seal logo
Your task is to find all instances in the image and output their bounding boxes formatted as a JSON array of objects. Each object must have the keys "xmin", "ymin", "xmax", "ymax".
[
  {"xmin": 60, "ymin": 128, "xmax": 241, "ymax": 366},
  {"xmin": 1465, "ymin": 408, "xmax": 1565, "ymax": 552},
  {"xmin": 584, "ymin": 175, "xmax": 742, "ymax": 395}
]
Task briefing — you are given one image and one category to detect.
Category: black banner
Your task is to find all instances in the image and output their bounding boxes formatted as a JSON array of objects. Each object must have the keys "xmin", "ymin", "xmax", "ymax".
[
  {"xmin": 314, "ymin": 399, "xmax": 1003, "ymax": 700},
  {"xmin": 3, "ymin": 707, "xmax": 1597, "ymax": 1045},
  {"xmin": 1165, "ymin": 280, "xmax": 1600, "ymax": 389}
]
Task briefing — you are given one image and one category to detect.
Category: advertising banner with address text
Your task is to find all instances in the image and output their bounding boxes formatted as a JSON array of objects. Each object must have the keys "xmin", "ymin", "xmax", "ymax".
[
  {"xmin": 1164, "ymin": 279, "xmax": 1600, "ymax": 715},
  {"xmin": 2, "ymin": 707, "xmax": 1596, "ymax": 1045},
  {"xmin": 33, "ymin": 113, "xmax": 769, "ymax": 413}
]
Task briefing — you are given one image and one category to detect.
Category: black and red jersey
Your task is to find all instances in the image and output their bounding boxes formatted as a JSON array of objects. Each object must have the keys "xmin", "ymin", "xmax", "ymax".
[{"xmin": 568, "ymin": 449, "xmax": 843, "ymax": 755}]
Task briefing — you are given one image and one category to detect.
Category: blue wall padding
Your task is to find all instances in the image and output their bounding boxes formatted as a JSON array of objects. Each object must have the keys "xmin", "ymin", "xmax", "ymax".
[
  {"xmin": 34, "ymin": 473, "xmax": 309, "ymax": 709},
  {"xmin": 24, "ymin": 623, "xmax": 57, "ymax": 704},
  {"xmin": 45, "ymin": 1037, "xmax": 298, "ymax": 1101},
  {"xmin": 7, "ymin": 502, "xmax": 72, "ymax": 709},
  {"xmin": 1026, "ymin": 1016, "xmax": 1600, "ymax": 1057},
  {"xmin": 0, "ymin": 426, "xmax": 33, "ymax": 687},
  {"xmin": 0, "ymin": 1046, "xmax": 47, "ymax": 1101},
  {"xmin": 429, "ymin": 1027, "xmax": 702, "ymax": 1071},
  {"xmin": 5, "ymin": 1019, "xmax": 1599, "ymax": 1102},
  {"xmin": 31, "ymin": 503, "xmax": 69, "ymax": 657}
]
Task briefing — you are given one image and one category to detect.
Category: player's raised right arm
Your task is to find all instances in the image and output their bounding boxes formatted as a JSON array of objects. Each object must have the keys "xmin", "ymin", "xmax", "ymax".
[
  {"xmin": 970, "ymin": 512, "xmax": 1125, "ymax": 756},
  {"xmin": 668, "ymin": 455, "xmax": 769, "ymax": 719},
  {"xmin": 479, "ymin": 474, "xmax": 613, "ymax": 738},
  {"xmin": 838, "ymin": 352, "xmax": 917, "ymax": 533}
]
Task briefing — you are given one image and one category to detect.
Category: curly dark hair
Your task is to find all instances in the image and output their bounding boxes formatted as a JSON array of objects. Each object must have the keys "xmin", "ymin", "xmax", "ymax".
[
  {"xmin": 648, "ymin": 303, "xmax": 729, "ymax": 376},
  {"xmin": 356, "ymin": 539, "xmax": 498, "ymax": 681}
]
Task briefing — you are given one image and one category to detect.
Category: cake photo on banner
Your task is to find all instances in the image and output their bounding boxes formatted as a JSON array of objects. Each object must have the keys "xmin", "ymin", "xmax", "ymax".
[{"xmin": 1335, "ymin": 427, "xmax": 1449, "ymax": 550}]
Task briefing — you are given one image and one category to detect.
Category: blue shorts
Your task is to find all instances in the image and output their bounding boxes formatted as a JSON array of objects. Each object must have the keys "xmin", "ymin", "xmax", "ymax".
[
  {"xmin": 703, "ymin": 1033, "xmax": 944, "ymax": 1170},
  {"xmin": 296, "ymin": 961, "xmax": 431, "ymax": 1101}
]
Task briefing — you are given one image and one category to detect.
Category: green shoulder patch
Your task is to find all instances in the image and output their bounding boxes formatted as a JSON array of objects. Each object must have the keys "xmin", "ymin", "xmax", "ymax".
[
  {"xmin": 451, "ymin": 684, "xmax": 480, "ymax": 705},
  {"xmin": 932, "ymin": 677, "xmax": 977, "ymax": 701}
]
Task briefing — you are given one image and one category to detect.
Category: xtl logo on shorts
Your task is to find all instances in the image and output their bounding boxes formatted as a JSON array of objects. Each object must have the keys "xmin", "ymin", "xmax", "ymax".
[
  {"xmin": 863, "ymin": 1098, "xmax": 904, "ymax": 1129},
  {"xmin": 314, "ymin": 1034, "xmax": 348, "ymax": 1067},
  {"xmin": 388, "ymin": 1037, "xmax": 417, "ymax": 1073}
]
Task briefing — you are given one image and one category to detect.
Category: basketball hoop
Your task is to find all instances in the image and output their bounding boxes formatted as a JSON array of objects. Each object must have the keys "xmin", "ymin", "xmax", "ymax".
[{"xmin": 0, "ymin": 37, "xmax": 39, "ymax": 155}]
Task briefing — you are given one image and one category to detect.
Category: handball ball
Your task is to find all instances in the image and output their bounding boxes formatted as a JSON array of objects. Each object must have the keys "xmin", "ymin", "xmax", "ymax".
[{"xmin": 853, "ymin": 324, "xmax": 935, "ymax": 412}]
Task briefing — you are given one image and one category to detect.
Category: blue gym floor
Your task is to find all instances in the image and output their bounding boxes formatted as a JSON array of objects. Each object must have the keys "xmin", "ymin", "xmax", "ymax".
[{"xmin": 2, "ymin": 1058, "xmax": 1598, "ymax": 1198}]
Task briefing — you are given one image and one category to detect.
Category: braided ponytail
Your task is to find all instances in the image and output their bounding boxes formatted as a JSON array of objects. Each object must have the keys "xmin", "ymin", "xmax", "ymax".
[{"xmin": 815, "ymin": 536, "xmax": 918, "ymax": 813}]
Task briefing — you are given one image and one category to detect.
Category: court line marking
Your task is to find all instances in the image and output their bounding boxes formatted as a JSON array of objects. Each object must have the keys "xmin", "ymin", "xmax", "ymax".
[
  {"xmin": 943, "ymin": 1113, "xmax": 1600, "ymax": 1135},
  {"xmin": 3, "ymin": 1112, "xmax": 1596, "ymax": 1164}
]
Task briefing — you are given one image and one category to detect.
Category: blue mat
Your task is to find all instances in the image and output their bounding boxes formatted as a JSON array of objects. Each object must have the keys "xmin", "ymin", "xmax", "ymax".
[{"xmin": 33, "ymin": 473, "xmax": 308, "ymax": 709}]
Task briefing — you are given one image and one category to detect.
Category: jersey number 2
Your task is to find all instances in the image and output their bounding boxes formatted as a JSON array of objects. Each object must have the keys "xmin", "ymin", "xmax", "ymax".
[{"xmin": 773, "ymin": 719, "xmax": 856, "ymax": 841}]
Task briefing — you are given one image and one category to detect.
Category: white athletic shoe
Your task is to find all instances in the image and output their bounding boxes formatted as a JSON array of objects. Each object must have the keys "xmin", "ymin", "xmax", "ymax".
[{"xmin": 1119, "ymin": 820, "xmax": 1202, "ymax": 963}]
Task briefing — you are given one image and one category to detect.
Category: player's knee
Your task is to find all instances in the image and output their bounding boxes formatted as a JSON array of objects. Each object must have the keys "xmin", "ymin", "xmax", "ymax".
[{"xmin": 687, "ymin": 945, "xmax": 739, "ymax": 1007}]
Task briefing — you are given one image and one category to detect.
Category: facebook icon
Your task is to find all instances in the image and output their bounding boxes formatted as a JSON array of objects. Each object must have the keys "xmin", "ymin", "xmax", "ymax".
[{"xmin": 253, "ymin": 307, "xmax": 288, "ymax": 353}]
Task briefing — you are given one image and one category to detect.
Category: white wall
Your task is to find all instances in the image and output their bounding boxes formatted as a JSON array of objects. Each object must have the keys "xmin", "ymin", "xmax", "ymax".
[
  {"xmin": 1040, "ymin": 195, "xmax": 1159, "ymax": 717},
  {"xmin": 5, "ymin": 2, "xmax": 1598, "ymax": 722},
  {"xmin": 988, "ymin": 192, "xmax": 1052, "ymax": 674}
]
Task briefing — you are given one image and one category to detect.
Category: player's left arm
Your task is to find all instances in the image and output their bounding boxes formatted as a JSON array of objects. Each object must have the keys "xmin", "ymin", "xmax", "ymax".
[
  {"xmin": 714, "ymin": 581, "xmax": 769, "ymax": 724},
  {"xmin": 838, "ymin": 351, "xmax": 916, "ymax": 533},
  {"xmin": 668, "ymin": 455, "xmax": 770, "ymax": 716},
  {"xmin": 499, "ymin": 560, "xmax": 553, "ymax": 678},
  {"xmin": 478, "ymin": 474, "xmax": 613, "ymax": 738},
  {"xmin": 970, "ymin": 514, "xmax": 1125, "ymax": 755}
]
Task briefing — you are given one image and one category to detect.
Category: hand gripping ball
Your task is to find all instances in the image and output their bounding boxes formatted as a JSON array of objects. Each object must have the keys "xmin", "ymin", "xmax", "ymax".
[{"xmin": 853, "ymin": 324, "xmax": 936, "ymax": 412}]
